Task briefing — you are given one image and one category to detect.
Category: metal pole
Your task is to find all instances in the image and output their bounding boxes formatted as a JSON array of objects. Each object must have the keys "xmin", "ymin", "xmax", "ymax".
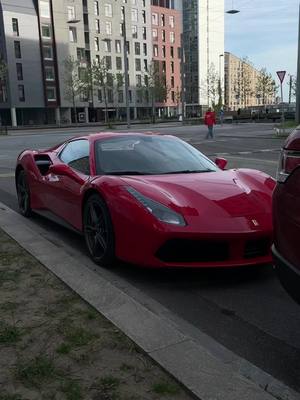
[
  {"xmin": 180, "ymin": 34, "xmax": 185, "ymax": 124},
  {"xmin": 289, "ymin": 75, "xmax": 292, "ymax": 104},
  {"xmin": 122, "ymin": 6, "xmax": 130, "ymax": 128},
  {"xmin": 296, "ymin": 3, "xmax": 300, "ymax": 124},
  {"xmin": 281, "ymin": 82, "xmax": 285, "ymax": 132}
]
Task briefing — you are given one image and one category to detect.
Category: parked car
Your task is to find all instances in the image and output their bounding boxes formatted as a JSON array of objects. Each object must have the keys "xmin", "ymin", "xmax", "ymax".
[
  {"xmin": 272, "ymin": 126, "xmax": 300, "ymax": 304},
  {"xmin": 16, "ymin": 132, "xmax": 275, "ymax": 269}
]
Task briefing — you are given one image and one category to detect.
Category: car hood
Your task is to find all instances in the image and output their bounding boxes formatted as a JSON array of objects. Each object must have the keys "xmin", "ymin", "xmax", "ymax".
[{"xmin": 121, "ymin": 169, "xmax": 274, "ymax": 232}]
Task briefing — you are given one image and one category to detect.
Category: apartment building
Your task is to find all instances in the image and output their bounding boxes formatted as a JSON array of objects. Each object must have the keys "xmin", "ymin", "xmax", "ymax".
[
  {"xmin": 151, "ymin": 0, "xmax": 182, "ymax": 116},
  {"xmin": 0, "ymin": 0, "xmax": 155, "ymax": 126},
  {"xmin": 182, "ymin": 0, "xmax": 224, "ymax": 116},
  {"xmin": 224, "ymin": 52, "xmax": 275, "ymax": 111}
]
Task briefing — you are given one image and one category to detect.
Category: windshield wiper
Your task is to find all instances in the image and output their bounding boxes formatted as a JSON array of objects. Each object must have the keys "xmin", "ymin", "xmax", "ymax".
[{"xmin": 162, "ymin": 169, "xmax": 213, "ymax": 174}]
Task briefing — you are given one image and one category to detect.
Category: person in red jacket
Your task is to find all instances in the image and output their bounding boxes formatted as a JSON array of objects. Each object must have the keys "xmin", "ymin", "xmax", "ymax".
[{"xmin": 204, "ymin": 108, "xmax": 216, "ymax": 139}]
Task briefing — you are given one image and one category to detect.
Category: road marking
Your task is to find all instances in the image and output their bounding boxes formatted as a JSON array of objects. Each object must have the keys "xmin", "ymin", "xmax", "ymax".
[
  {"xmin": 238, "ymin": 151, "xmax": 252, "ymax": 155},
  {"xmin": 0, "ymin": 173, "xmax": 14, "ymax": 178}
]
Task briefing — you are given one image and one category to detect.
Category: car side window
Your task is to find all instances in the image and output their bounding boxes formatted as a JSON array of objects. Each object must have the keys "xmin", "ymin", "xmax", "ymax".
[{"xmin": 60, "ymin": 140, "xmax": 90, "ymax": 175}]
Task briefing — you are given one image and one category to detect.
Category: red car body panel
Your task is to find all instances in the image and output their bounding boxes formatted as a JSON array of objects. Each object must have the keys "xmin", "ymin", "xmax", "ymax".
[
  {"xmin": 16, "ymin": 132, "xmax": 275, "ymax": 268},
  {"xmin": 272, "ymin": 127, "xmax": 300, "ymax": 303}
]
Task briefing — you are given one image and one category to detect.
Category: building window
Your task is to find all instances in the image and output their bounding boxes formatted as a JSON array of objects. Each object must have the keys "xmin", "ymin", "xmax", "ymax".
[
  {"xmin": 170, "ymin": 31, "xmax": 175, "ymax": 43},
  {"xmin": 105, "ymin": 21, "xmax": 112, "ymax": 35},
  {"xmin": 169, "ymin": 15, "xmax": 174, "ymax": 28},
  {"xmin": 152, "ymin": 13, "xmax": 158, "ymax": 25},
  {"xmin": 116, "ymin": 57, "xmax": 122, "ymax": 70},
  {"xmin": 142, "ymin": 27, "xmax": 146, "ymax": 40},
  {"xmin": 171, "ymin": 61, "xmax": 174, "ymax": 73},
  {"xmin": 171, "ymin": 76, "xmax": 174, "ymax": 88},
  {"xmin": 171, "ymin": 91, "xmax": 175, "ymax": 102},
  {"xmin": 135, "ymin": 59, "xmax": 141, "ymax": 71},
  {"xmin": 105, "ymin": 55, "xmax": 112, "ymax": 69},
  {"xmin": 12, "ymin": 18, "xmax": 19, "ymax": 36},
  {"xmin": 170, "ymin": 46, "xmax": 174, "ymax": 58},
  {"xmin": 162, "ymin": 30, "xmax": 166, "ymax": 42},
  {"xmin": 153, "ymin": 44, "xmax": 158, "ymax": 57},
  {"xmin": 107, "ymin": 89, "xmax": 113, "ymax": 103},
  {"xmin": 14, "ymin": 41, "xmax": 21, "ymax": 58},
  {"xmin": 46, "ymin": 87, "xmax": 56, "ymax": 101},
  {"xmin": 129, "ymin": 90, "xmax": 132, "ymax": 102},
  {"xmin": 152, "ymin": 29, "xmax": 158, "ymax": 41},
  {"xmin": 95, "ymin": 55, "xmax": 100, "ymax": 64},
  {"xmin": 104, "ymin": 39, "xmax": 111, "ymax": 52},
  {"xmin": 143, "ymin": 43, "xmax": 147, "ymax": 56},
  {"xmin": 43, "ymin": 45, "xmax": 53, "ymax": 60},
  {"xmin": 40, "ymin": 0, "xmax": 50, "ymax": 18},
  {"xmin": 94, "ymin": 1, "xmax": 99, "ymax": 15},
  {"xmin": 161, "ymin": 14, "xmax": 165, "ymax": 26},
  {"xmin": 134, "ymin": 42, "xmax": 140, "ymax": 55},
  {"xmin": 142, "ymin": 10, "xmax": 146, "ymax": 24},
  {"xmin": 162, "ymin": 45, "xmax": 166, "ymax": 58},
  {"xmin": 41, "ymin": 24, "xmax": 51, "ymax": 39},
  {"xmin": 143, "ymin": 59, "xmax": 148, "ymax": 72},
  {"xmin": 131, "ymin": 8, "xmax": 138, "ymax": 22},
  {"xmin": 105, "ymin": 3, "xmax": 112, "ymax": 17},
  {"xmin": 95, "ymin": 19, "xmax": 100, "ymax": 33},
  {"xmin": 98, "ymin": 89, "xmax": 102, "ymax": 102},
  {"xmin": 136, "ymin": 74, "xmax": 142, "ymax": 86},
  {"xmin": 18, "ymin": 84, "xmax": 25, "ymax": 101},
  {"xmin": 115, "ymin": 40, "xmax": 121, "ymax": 53},
  {"xmin": 69, "ymin": 27, "xmax": 77, "ymax": 42},
  {"xmin": 16, "ymin": 63, "xmax": 23, "ymax": 80},
  {"xmin": 132, "ymin": 25, "xmax": 137, "ymax": 38},
  {"xmin": 45, "ymin": 66, "xmax": 55, "ymax": 81},
  {"xmin": 118, "ymin": 90, "xmax": 124, "ymax": 103},
  {"xmin": 77, "ymin": 48, "xmax": 85, "ymax": 61},
  {"xmin": 67, "ymin": 6, "xmax": 76, "ymax": 21},
  {"xmin": 94, "ymin": 37, "xmax": 99, "ymax": 51}
]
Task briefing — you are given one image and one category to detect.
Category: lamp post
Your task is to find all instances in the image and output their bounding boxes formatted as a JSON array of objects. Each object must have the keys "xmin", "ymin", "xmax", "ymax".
[
  {"xmin": 121, "ymin": 5, "xmax": 131, "ymax": 128},
  {"xmin": 226, "ymin": 0, "xmax": 240, "ymax": 14},
  {"xmin": 296, "ymin": 3, "xmax": 300, "ymax": 124}
]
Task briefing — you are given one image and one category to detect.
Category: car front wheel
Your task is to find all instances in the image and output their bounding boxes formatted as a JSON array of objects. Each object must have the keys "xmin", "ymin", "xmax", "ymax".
[
  {"xmin": 16, "ymin": 170, "xmax": 32, "ymax": 217},
  {"xmin": 83, "ymin": 194, "xmax": 116, "ymax": 267}
]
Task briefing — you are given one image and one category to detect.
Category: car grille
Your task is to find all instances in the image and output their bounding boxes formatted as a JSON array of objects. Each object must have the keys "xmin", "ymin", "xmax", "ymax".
[
  {"xmin": 156, "ymin": 239, "xmax": 230, "ymax": 263},
  {"xmin": 244, "ymin": 238, "xmax": 270, "ymax": 259}
]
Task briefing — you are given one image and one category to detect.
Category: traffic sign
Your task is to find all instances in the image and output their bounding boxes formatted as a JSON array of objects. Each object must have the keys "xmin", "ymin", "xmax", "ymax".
[{"xmin": 277, "ymin": 71, "xmax": 286, "ymax": 83}]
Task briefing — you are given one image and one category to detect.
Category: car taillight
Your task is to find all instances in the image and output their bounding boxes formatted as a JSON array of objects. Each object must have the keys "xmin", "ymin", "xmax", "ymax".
[{"xmin": 277, "ymin": 149, "xmax": 300, "ymax": 182}]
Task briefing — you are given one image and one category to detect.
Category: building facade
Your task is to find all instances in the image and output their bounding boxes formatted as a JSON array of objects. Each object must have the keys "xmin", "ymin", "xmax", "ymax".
[
  {"xmin": 224, "ymin": 52, "xmax": 275, "ymax": 111},
  {"xmin": 0, "ymin": 0, "xmax": 183, "ymax": 126},
  {"xmin": 151, "ymin": 0, "xmax": 182, "ymax": 116},
  {"xmin": 182, "ymin": 0, "xmax": 224, "ymax": 116}
]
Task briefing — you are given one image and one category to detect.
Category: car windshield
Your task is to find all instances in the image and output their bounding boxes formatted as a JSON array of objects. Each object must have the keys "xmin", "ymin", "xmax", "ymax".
[{"xmin": 95, "ymin": 136, "xmax": 218, "ymax": 175}]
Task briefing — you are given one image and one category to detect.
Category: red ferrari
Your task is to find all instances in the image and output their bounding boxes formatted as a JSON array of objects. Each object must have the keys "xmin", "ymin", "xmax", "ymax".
[{"xmin": 15, "ymin": 132, "xmax": 275, "ymax": 268}]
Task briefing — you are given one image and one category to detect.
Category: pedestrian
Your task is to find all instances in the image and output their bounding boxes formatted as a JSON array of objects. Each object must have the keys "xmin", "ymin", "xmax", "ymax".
[
  {"xmin": 204, "ymin": 107, "xmax": 216, "ymax": 139},
  {"xmin": 219, "ymin": 108, "xmax": 224, "ymax": 125}
]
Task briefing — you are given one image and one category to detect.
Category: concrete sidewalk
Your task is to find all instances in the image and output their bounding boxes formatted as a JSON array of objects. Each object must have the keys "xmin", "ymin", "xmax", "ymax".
[{"xmin": 0, "ymin": 202, "xmax": 299, "ymax": 400}]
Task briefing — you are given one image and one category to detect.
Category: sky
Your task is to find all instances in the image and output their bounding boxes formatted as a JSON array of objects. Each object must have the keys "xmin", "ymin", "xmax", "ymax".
[{"xmin": 224, "ymin": 0, "xmax": 299, "ymax": 100}]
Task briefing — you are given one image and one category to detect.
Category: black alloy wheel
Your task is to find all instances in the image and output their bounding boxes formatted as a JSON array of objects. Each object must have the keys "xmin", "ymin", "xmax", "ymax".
[
  {"xmin": 16, "ymin": 170, "xmax": 32, "ymax": 217},
  {"xmin": 83, "ymin": 194, "xmax": 115, "ymax": 267}
]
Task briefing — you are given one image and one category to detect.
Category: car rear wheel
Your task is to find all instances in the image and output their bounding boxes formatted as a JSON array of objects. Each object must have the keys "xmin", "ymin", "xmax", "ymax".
[
  {"xmin": 83, "ymin": 194, "xmax": 115, "ymax": 267},
  {"xmin": 16, "ymin": 170, "xmax": 32, "ymax": 217}
]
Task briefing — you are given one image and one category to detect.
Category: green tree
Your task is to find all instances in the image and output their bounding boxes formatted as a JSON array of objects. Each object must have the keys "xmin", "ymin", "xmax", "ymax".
[
  {"xmin": 92, "ymin": 57, "xmax": 115, "ymax": 124},
  {"xmin": 256, "ymin": 68, "xmax": 277, "ymax": 105},
  {"xmin": 200, "ymin": 63, "xmax": 220, "ymax": 109},
  {"xmin": 142, "ymin": 61, "xmax": 170, "ymax": 123},
  {"xmin": 63, "ymin": 56, "xmax": 88, "ymax": 124}
]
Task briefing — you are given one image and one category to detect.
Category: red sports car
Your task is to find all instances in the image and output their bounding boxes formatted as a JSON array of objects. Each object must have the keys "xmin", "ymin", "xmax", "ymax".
[{"xmin": 15, "ymin": 132, "xmax": 275, "ymax": 268}]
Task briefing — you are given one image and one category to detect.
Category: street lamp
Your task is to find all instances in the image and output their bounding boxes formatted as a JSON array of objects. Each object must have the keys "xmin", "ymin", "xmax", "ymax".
[{"xmin": 226, "ymin": 0, "xmax": 240, "ymax": 14}]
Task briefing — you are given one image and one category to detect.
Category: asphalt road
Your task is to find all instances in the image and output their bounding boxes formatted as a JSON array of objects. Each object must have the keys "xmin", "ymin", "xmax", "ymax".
[{"xmin": 1, "ymin": 122, "xmax": 299, "ymax": 395}]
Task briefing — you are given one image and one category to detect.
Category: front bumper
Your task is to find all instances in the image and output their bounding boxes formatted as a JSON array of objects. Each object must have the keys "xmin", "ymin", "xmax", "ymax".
[{"xmin": 272, "ymin": 245, "xmax": 300, "ymax": 304}]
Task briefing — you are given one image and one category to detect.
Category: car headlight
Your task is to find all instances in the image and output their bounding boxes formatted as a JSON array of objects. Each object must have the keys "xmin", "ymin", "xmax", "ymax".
[{"xmin": 126, "ymin": 187, "xmax": 186, "ymax": 226}]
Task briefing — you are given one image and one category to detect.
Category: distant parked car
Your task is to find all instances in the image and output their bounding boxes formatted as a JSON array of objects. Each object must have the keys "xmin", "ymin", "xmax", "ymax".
[{"xmin": 272, "ymin": 126, "xmax": 300, "ymax": 304}]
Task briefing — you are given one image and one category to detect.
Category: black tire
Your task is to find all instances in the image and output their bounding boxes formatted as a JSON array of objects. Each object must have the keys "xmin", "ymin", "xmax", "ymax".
[
  {"xmin": 16, "ymin": 170, "xmax": 32, "ymax": 217},
  {"xmin": 83, "ymin": 194, "xmax": 115, "ymax": 267}
]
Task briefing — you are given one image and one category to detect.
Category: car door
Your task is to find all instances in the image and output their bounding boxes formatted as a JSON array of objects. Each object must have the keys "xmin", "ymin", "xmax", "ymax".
[{"xmin": 45, "ymin": 139, "xmax": 90, "ymax": 229}]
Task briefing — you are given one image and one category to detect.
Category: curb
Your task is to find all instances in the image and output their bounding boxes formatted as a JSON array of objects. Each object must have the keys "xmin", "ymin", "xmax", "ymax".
[{"xmin": 0, "ymin": 202, "xmax": 299, "ymax": 400}]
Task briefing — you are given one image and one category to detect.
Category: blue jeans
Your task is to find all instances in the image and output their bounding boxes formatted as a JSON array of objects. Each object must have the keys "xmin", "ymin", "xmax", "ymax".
[{"xmin": 206, "ymin": 125, "xmax": 214, "ymax": 139}]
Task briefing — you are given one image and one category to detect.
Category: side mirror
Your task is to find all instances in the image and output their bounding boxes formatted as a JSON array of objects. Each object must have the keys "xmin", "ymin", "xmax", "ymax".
[
  {"xmin": 48, "ymin": 163, "xmax": 70, "ymax": 176},
  {"xmin": 215, "ymin": 157, "xmax": 228, "ymax": 170}
]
